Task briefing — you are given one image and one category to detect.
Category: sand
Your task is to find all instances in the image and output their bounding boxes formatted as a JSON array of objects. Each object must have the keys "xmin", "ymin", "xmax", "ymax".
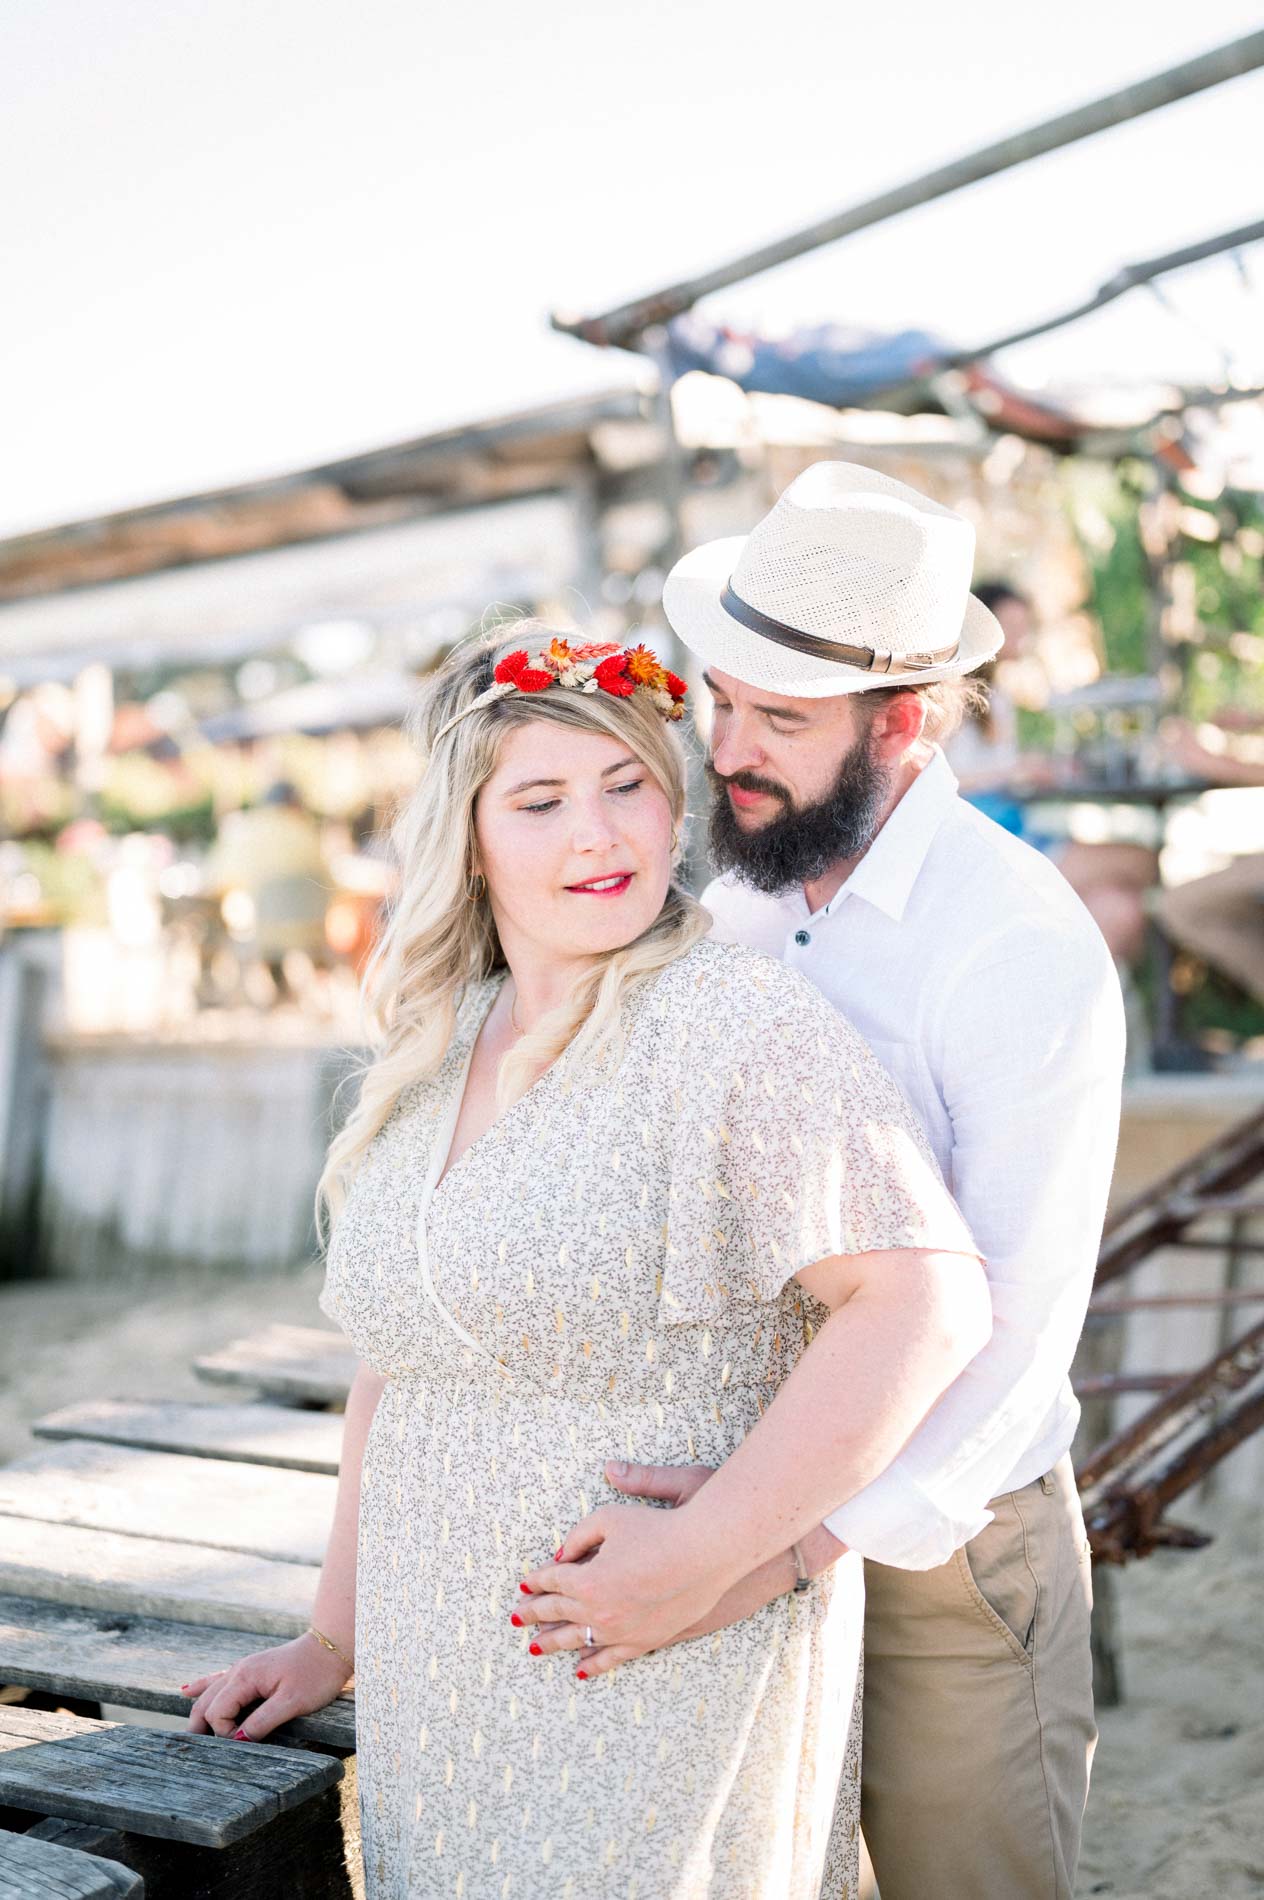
[{"xmin": 3, "ymin": 1267, "xmax": 1262, "ymax": 1896}]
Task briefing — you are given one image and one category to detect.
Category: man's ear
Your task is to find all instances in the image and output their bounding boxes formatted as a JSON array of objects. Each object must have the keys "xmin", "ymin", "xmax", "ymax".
[{"xmin": 868, "ymin": 690, "xmax": 926, "ymax": 760}]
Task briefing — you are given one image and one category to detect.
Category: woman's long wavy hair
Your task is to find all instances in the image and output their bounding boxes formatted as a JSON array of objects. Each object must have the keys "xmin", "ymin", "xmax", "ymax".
[{"xmin": 316, "ymin": 624, "xmax": 708, "ymax": 1237}]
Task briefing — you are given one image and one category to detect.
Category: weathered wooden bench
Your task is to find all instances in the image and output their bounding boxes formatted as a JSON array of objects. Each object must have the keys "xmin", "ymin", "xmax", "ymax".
[
  {"xmin": 0, "ymin": 1598, "xmax": 353, "ymax": 1751},
  {"xmin": 192, "ymin": 1326, "xmax": 357, "ymax": 1407},
  {"xmin": 0, "ymin": 1823, "xmax": 143, "ymax": 1898},
  {"xmin": 0, "ymin": 1325, "xmax": 361, "ymax": 1896},
  {"xmin": 0, "ymin": 1705, "xmax": 349, "ymax": 1897},
  {"xmin": 35, "ymin": 1398, "xmax": 343, "ymax": 1475}
]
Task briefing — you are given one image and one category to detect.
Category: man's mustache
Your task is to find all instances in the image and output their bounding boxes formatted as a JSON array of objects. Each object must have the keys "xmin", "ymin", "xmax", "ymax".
[{"xmin": 705, "ymin": 762, "xmax": 791, "ymax": 807}]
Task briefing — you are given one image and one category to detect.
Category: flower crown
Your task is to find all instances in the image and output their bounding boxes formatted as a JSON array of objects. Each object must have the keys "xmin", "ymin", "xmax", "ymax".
[{"xmin": 433, "ymin": 639, "xmax": 687, "ymax": 743}]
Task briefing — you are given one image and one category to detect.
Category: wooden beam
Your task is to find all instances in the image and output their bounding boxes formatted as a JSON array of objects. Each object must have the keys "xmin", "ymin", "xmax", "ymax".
[
  {"xmin": 0, "ymin": 1518, "xmax": 317, "ymax": 1635},
  {"xmin": 192, "ymin": 1327, "xmax": 355, "ymax": 1407},
  {"xmin": 553, "ymin": 32, "xmax": 1264, "ymax": 347},
  {"xmin": 0, "ymin": 1593, "xmax": 354, "ymax": 1750},
  {"xmin": 0, "ymin": 1708, "xmax": 341, "ymax": 1849},
  {"xmin": 33, "ymin": 1399, "xmax": 343, "ymax": 1475},
  {"xmin": 0, "ymin": 1826, "xmax": 143, "ymax": 1898},
  {"xmin": 0, "ymin": 1442, "xmax": 335, "ymax": 1568}
]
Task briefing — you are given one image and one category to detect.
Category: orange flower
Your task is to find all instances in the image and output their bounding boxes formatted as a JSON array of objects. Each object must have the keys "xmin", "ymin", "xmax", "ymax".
[
  {"xmin": 545, "ymin": 638, "xmax": 574, "ymax": 671},
  {"xmin": 624, "ymin": 645, "xmax": 665, "ymax": 687}
]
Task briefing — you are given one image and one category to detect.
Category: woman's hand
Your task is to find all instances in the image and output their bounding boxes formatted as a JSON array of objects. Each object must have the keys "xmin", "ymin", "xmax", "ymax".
[
  {"xmin": 182, "ymin": 1634, "xmax": 351, "ymax": 1741},
  {"xmin": 516, "ymin": 1490, "xmax": 738, "ymax": 1679},
  {"xmin": 519, "ymin": 1460, "xmax": 848, "ymax": 1678}
]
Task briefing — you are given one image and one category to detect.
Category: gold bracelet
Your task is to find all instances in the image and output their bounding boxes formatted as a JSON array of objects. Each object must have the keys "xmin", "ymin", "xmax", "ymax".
[
  {"xmin": 306, "ymin": 1624, "xmax": 354, "ymax": 1672},
  {"xmin": 790, "ymin": 1542, "xmax": 811, "ymax": 1594}
]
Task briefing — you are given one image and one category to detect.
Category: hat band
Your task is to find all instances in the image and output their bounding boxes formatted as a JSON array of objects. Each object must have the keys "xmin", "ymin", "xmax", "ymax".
[{"xmin": 721, "ymin": 581, "xmax": 960, "ymax": 677}]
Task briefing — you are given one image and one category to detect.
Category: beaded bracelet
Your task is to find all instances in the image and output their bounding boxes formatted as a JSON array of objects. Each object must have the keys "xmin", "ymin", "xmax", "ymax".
[{"xmin": 306, "ymin": 1624, "xmax": 355, "ymax": 1672}]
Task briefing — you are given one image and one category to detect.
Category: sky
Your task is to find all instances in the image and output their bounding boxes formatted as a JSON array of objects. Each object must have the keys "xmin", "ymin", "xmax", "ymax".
[{"xmin": 1, "ymin": 0, "xmax": 1261, "ymax": 537}]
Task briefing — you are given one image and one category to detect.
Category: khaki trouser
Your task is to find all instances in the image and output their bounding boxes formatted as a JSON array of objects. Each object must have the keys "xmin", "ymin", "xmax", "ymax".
[{"xmin": 857, "ymin": 1455, "xmax": 1096, "ymax": 1900}]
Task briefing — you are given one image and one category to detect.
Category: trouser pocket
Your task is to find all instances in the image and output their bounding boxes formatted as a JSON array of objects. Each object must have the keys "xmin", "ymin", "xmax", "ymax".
[{"xmin": 955, "ymin": 1487, "xmax": 1040, "ymax": 1666}]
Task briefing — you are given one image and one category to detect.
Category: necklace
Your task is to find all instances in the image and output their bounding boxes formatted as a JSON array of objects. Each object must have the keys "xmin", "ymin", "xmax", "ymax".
[{"xmin": 509, "ymin": 992, "xmax": 524, "ymax": 1036}]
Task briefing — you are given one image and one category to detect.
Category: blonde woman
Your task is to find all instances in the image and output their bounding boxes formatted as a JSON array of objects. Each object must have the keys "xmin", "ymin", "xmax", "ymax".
[{"xmin": 183, "ymin": 628, "xmax": 987, "ymax": 1899}]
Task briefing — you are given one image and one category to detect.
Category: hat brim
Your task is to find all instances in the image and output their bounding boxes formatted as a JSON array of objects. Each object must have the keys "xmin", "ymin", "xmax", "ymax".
[{"xmin": 663, "ymin": 535, "xmax": 1005, "ymax": 698}]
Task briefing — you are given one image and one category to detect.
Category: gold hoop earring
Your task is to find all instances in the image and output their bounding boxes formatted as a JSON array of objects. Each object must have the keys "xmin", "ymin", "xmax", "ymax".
[
  {"xmin": 670, "ymin": 826, "xmax": 681, "ymax": 856},
  {"xmin": 466, "ymin": 870, "xmax": 486, "ymax": 902}
]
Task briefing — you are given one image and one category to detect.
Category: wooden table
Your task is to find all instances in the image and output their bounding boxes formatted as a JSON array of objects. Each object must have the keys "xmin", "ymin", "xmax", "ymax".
[{"xmin": 0, "ymin": 1326, "xmax": 360, "ymax": 1896}]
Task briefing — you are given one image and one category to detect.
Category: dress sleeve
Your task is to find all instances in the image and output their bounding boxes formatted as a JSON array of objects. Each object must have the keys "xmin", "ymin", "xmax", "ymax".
[{"xmin": 661, "ymin": 963, "xmax": 978, "ymax": 1321}]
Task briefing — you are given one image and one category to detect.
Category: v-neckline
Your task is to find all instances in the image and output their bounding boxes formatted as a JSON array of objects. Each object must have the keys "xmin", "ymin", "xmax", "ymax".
[{"xmin": 428, "ymin": 975, "xmax": 563, "ymax": 1202}]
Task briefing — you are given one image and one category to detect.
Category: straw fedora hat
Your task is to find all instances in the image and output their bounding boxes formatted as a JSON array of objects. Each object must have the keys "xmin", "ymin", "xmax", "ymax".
[{"xmin": 662, "ymin": 461, "xmax": 1005, "ymax": 697}]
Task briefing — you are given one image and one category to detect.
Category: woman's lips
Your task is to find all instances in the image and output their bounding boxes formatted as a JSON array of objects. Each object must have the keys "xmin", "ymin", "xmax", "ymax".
[{"xmin": 565, "ymin": 873, "xmax": 634, "ymax": 896}]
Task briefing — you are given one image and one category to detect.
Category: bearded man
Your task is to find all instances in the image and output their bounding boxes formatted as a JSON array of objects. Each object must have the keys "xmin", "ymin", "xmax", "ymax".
[{"xmin": 525, "ymin": 462, "xmax": 1124, "ymax": 1900}]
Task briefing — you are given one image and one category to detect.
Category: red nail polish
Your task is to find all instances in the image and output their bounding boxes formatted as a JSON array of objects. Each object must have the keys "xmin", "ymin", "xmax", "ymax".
[
  {"xmin": 233, "ymin": 1728, "xmax": 249, "ymax": 1740},
  {"xmin": 180, "ymin": 1684, "xmax": 190, "ymax": 1692},
  {"xmin": 576, "ymin": 1670, "xmax": 588, "ymax": 1681},
  {"xmin": 510, "ymin": 1613, "xmax": 524, "ymax": 1627},
  {"xmin": 529, "ymin": 1642, "xmax": 543, "ymax": 1656},
  {"xmin": 554, "ymin": 1546, "xmax": 564, "ymax": 1560},
  {"xmin": 519, "ymin": 1582, "xmax": 532, "ymax": 1595}
]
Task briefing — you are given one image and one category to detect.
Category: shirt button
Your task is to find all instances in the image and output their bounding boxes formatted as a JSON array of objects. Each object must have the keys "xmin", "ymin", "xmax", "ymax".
[{"xmin": 794, "ymin": 930, "xmax": 810, "ymax": 947}]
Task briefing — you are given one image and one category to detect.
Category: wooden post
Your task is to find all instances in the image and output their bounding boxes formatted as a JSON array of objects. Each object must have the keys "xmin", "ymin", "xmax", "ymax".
[{"xmin": 553, "ymin": 33, "xmax": 1264, "ymax": 349}]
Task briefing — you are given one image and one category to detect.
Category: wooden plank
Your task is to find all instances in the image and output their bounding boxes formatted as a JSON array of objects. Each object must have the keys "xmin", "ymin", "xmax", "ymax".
[
  {"xmin": 0, "ymin": 1518, "xmax": 317, "ymax": 1635},
  {"xmin": 193, "ymin": 1327, "xmax": 355, "ymax": 1406},
  {"xmin": 0, "ymin": 1712, "xmax": 342, "ymax": 1849},
  {"xmin": 0, "ymin": 1826, "xmax": 143, "ymax": 1898},
  {"xmin": 0, "ymin": 1596, "xmax": 354, "ymax": 1750},
  {"xmin": 29, "ymin": 1779, "xmax": 359, "ymax": 1900},
  {"xmin": 34, "ymin": 1400, "xmax": 343, "ymax": 1475},
  {"xmin": 0, "ymin": 1443, "xmax": 335, "ymax": 1567},
  {"xmin": 0, "ymin": 1708, "xmax": 114, "ymax": 1750}
]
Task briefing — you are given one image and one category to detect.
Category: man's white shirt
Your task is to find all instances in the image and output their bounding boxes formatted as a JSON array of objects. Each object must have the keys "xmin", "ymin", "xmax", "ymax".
[{"xmin": 703, "ymin": 748, "xmax": 1125, "ymax": 1570}]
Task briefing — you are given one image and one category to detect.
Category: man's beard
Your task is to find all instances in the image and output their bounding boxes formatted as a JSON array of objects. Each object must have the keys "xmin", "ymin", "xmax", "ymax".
[{"xmin": 706, "ymin": 733, "xmax": 891, "ymax": 896}]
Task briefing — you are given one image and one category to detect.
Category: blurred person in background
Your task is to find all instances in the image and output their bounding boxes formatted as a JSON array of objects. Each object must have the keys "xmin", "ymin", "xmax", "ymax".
[
  {"xmin": 947, "ymin": 582, "xmax": 1157, "ymax": 965},
  {"xmin": 1156, "ymin": 714, "xmax": 1264, "ymax": 1010},
  {"xmin": 202, "ymin": 779, "xmax": 333, "ymax": 1003}
]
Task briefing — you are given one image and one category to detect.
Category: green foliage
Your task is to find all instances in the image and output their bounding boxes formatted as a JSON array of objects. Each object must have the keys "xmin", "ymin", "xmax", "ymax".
[
  {"xmin": 12, "ymin": 842, "xmax": 107, "ymax": 926},
  {"xmin": 98, "ymin": 755, "xmax": 216, "ymax": 843},
  {"xmin": 1074, "ymin": 466, "xmax": 1264, "ymax": 718},
  {"xmin": 1178, "ymin": 496, "xmax": 1264, "ymax": 723},
  {"xmin": 1084, "ymin": 481, "xmax": 1152, "ymax": 678}
]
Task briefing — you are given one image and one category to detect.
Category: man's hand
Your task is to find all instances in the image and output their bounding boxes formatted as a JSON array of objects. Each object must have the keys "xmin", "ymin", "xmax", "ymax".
[{"xmin": 516, "ymin": 1460, "xmax": 848, "ymax": 1679}]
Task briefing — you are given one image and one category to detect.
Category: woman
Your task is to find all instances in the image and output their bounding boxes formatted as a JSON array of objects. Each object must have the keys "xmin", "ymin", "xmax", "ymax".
[{"xmin": 183, "ymin": 628, "xmax": 987, "ymax": 1898}]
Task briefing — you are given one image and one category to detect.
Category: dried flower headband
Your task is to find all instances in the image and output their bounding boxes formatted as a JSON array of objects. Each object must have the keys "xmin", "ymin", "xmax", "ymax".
[{"xmin": 433, "ymin": 639, "xmax": 687, "ymax": 743}]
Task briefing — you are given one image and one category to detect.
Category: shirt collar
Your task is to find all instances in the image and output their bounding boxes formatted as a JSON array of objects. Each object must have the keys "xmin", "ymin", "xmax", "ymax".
[{"xmin": 823, "ymin": 747, "xmax": 959, "ymax": 924}]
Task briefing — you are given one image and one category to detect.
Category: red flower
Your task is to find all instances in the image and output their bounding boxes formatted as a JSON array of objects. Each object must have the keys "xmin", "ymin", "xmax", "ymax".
[
  {"xmin": 594, "ymin": 654, "xmax": 635, "ymax": 697},
  {"xmin": 664, "ymin": 671, "xmax": 688, "ymax": 702},
  {"xmin": 494, "ymin": 649, "xmax": 554, "ymax": 693}
]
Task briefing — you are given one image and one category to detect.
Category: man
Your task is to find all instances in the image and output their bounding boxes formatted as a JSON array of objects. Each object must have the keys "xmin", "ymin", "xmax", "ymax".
[{"xmin": 524, "ymin": 463, "xmax": 1125, "ymax": 1900}]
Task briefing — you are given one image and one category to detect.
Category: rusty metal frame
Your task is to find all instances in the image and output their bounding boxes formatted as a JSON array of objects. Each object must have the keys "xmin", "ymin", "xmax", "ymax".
[{"xmin": 1074, "ymin": 1106, "xmax": 1264, "ymax": 1563}]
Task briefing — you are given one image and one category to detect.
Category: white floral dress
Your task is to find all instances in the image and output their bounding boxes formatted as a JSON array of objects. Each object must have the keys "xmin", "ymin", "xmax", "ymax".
[{"xmin": 320, "ymin": 940, "xmax": 977, "ymax": 1899}]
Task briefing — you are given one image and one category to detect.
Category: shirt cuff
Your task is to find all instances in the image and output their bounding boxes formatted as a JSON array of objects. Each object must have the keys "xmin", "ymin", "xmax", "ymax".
[{"xmin": 823, "ymin": 1463, "xmax": 993, "ymax": 1571}]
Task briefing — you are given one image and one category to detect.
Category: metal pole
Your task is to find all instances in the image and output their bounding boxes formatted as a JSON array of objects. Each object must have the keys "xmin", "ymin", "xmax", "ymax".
[{"xmin": 553, "ymin": 32, "xmax": 1264, "ymax": 350}]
